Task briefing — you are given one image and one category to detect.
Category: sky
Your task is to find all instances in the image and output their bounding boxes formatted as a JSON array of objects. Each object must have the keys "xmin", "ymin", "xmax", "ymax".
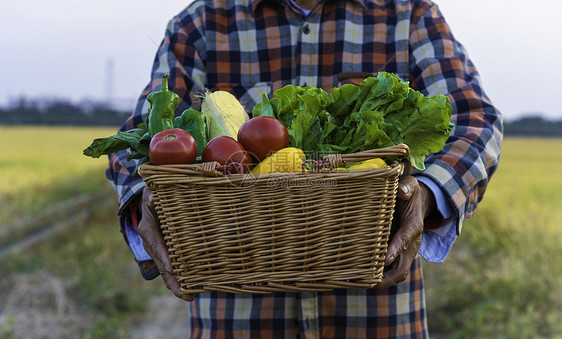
[{"xmin": 1, "ymin": 0, "xmax": 561, "ymax": 121}]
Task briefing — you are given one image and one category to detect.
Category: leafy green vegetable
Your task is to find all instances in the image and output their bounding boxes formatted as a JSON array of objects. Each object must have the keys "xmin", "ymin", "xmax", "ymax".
[
  {"xmin": 83, "ymin": 125, "xmax": 151, "ymax": 176},
  {"xmin": 83, "ymin": 128, "xmax": 149, "ymax": 159},
  {"xmin": 252, "ymin": 72, "xmax": 454, "ymax": 170},
  {"xmin": 260, "ymin": 86, "xmax": 334, "ymax": 151},
  {"xmin": 252, "ymin": 93, "xmax": 275, "ymax": 118}
]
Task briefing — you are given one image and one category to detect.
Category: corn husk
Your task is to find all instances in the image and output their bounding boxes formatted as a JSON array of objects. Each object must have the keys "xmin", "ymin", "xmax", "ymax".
[{"xmin": 201, "ymin": 90, "xmax": 249, "ymax": 140}]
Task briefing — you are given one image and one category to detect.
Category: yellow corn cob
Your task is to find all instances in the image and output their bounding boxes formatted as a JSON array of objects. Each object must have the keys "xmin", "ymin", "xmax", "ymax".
[{"xmin": 201, "ymin": 90, "xmax": 250, "ymax": 140}]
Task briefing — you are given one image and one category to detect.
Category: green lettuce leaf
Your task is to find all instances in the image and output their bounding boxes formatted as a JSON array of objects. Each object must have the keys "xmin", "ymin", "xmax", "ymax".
[
  {"xmin": 253, "ymin": 85, "xmax": 334, "ymax": 149},
  {"xmin": 252, "ymin": 93, "xmax": 275, "ymax": 118},
  {"xmin": 252, "ymin": 72, "xmax": 454, "ymax": 169}
]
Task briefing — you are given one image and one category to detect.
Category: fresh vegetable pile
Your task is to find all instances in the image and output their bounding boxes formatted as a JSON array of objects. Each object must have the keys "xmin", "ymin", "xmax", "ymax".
[{"xmin": 83, "ymin": 72, "xmax": 454, "ymax": 173}]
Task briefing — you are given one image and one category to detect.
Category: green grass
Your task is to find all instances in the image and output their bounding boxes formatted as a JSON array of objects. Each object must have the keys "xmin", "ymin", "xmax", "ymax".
[
  {"xmin": 424, "ymin": 137, "xmax": 562, "ymax": 338},
  {"xmin": 0, "ymin": 125, "xmax": 118, "ymax": 224}
]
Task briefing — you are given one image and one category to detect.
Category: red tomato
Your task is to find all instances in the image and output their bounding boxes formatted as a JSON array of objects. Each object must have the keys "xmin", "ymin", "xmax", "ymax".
[
  {"xmin": 202, "ymin": 136, "xmax": 253, "ymax": 174},
  {"xmin": 237, "ymin": 116, "xmax": 289, "ymax": 162},
  {"xmin": 149, "ymin": 128, "xmax": 197, "ymax": 165}
]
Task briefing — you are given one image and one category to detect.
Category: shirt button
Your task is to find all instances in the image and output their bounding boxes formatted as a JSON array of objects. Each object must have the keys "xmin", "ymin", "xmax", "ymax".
[{"xmin": 302, "ymin": 24, "xmax": 310, "ymax": 34}]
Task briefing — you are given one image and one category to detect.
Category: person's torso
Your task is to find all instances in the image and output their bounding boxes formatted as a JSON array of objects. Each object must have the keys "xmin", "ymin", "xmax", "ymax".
[{"xmin": 186, "ymin": 0, "xmax": 417, "ymax": 112}]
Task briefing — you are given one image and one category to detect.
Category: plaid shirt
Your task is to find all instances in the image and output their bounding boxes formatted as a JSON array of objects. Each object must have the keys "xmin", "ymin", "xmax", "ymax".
[
  {"xmin": 187, "ymin": 256, "xmax": 427, "ymax": 338},
  {"xmin": 106, "ymin": 0, "xmax": 502, "ymax": 336}
]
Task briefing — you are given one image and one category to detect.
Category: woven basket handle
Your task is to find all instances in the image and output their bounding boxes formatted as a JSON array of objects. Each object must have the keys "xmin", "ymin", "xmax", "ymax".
[
  {"xmin": 138, "ymin": 161, "xmax": 224, "ymax": 177},
  {"xmin": 322, "ymin": 144, "xmax": 410, "ymax": 168}
]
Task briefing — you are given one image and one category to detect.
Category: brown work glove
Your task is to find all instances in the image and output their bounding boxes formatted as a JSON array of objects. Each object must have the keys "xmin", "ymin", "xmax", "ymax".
[
  {"xmin": 377, "ymin": 175, "xmax": 436, "ymax": 289},
  {"xmin": 137, "ymin": 186, "xmax": 194, "ymax": 302}
]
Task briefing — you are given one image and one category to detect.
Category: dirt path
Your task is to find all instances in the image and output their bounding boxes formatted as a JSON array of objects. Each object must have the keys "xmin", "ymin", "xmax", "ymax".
[
  {"xmin": 0, "ymin": 190, "xmax": 111, "ymax": 259},
  {"xmin": 0, "ymin": 272, "xmax": 192, "ymax": 338},
  {"xmin": 0, "ymin": 273, "xmax": 94, "ymax": 338}
]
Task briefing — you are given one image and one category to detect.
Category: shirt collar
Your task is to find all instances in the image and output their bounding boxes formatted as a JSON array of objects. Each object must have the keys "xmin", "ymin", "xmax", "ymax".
[{"xmin": 250, "ymin": 0, "xmax": 369, "ymax": 15}]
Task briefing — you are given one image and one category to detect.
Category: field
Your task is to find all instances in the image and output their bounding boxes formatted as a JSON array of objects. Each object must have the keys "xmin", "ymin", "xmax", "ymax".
[
  {"xmin": 424, "ymin": 138, "xmax": 562, "ymax": 338},
  {"xmin": 0, "ymin": 127, "xmax": 561, "ymax": 337},
  {"xmin": 0, "ymin": 126, "xmax": 119, "ymax": 225}
]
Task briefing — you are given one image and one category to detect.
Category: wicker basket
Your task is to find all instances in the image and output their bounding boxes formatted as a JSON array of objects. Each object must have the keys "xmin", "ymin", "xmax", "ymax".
[{"xmin": 138, "ymin": 144, "xmax": 409, "ymax": 294}]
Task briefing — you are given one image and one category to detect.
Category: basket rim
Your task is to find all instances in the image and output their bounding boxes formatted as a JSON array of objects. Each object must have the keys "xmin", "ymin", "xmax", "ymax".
[
  {"xmin": 138, "ymin": 143, "xmax": 410, "ymax": 185},
  {"xmin": 139, "ymin": 161, "xmax": 403, "ymax": 187}
]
